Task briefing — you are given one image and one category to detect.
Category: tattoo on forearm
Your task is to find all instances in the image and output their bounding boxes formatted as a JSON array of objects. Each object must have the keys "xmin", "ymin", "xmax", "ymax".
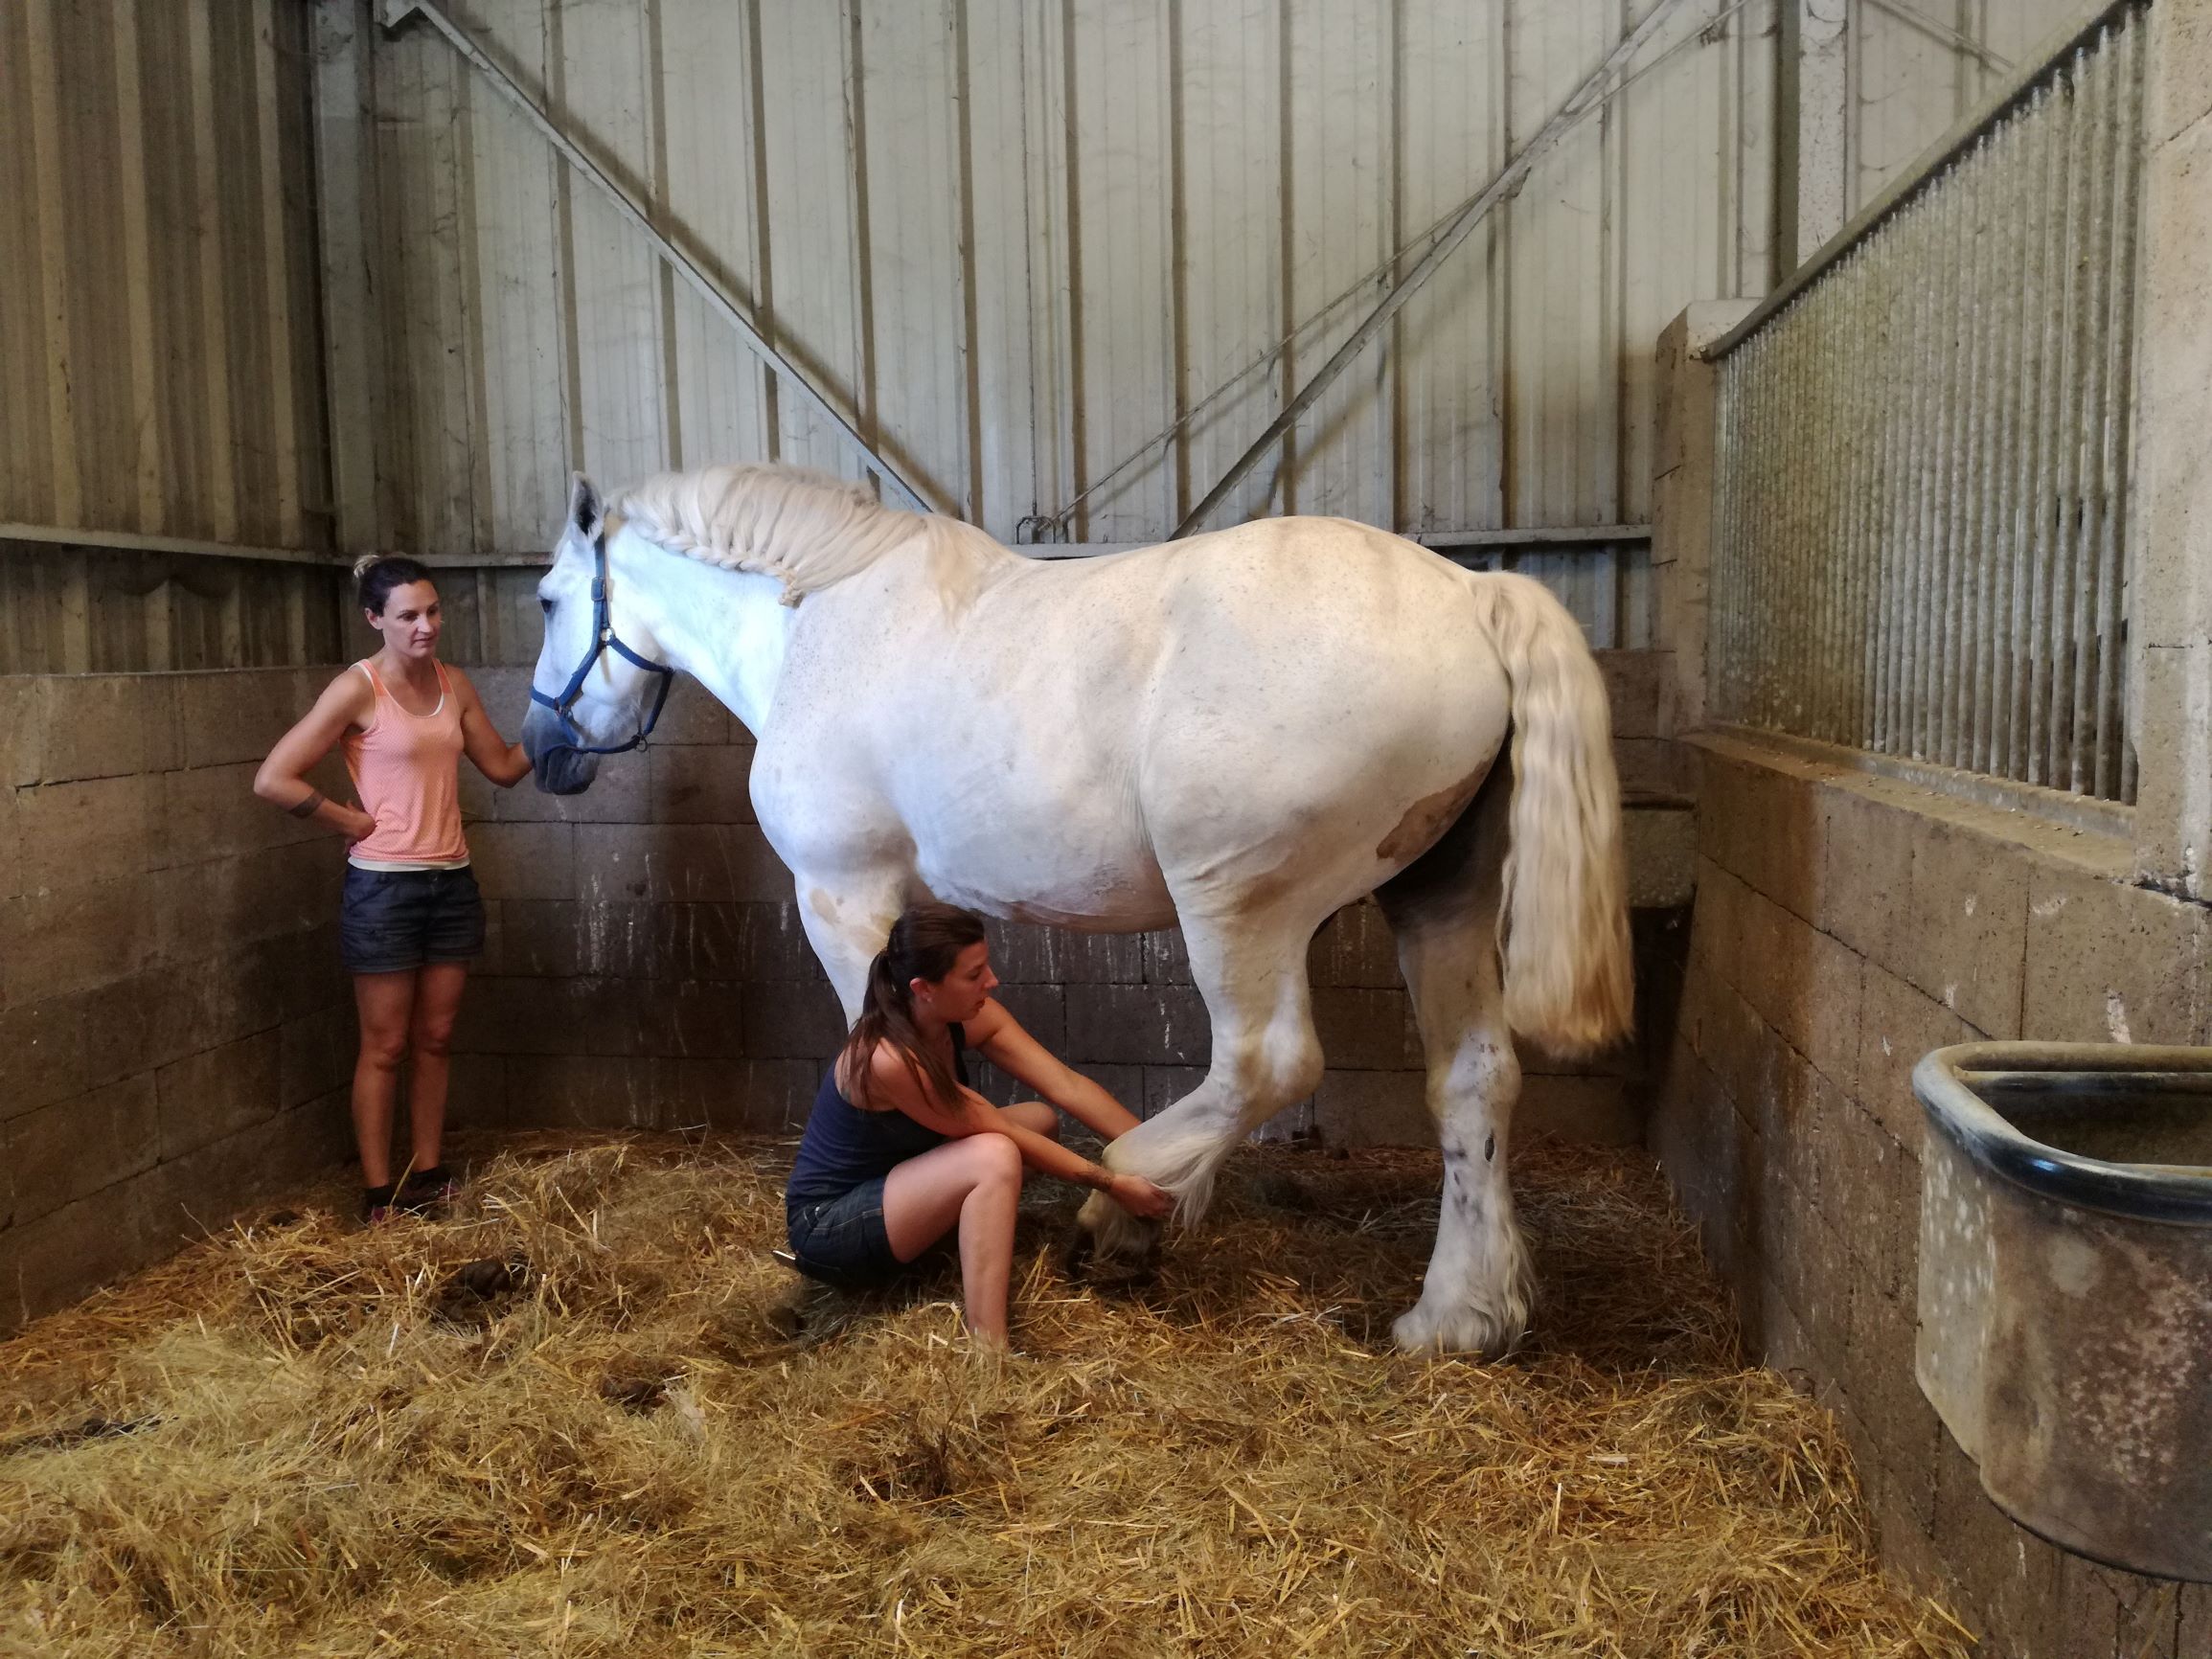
[{"xmin": 286, "ymin": 788, "xmax": 326, "ymax": 820}]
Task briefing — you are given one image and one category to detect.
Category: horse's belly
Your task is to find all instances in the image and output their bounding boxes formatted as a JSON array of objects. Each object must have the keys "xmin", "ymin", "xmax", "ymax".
[
  {"xmin": 959, "ymin": 883, "xmax": 1180, "ymax": 933},
  {"xmin": 913, "ymin": 822, "xmax": 1176, "ymax": 932}
]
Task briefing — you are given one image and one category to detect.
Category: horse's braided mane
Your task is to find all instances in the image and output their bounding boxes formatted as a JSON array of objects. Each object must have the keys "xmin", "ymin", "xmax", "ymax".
[{"xmin": 611, "ymin": 463, "xmax": 948, "ymax": 605}]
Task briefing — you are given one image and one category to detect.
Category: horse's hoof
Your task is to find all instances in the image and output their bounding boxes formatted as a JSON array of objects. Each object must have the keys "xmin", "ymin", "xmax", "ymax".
[
  {"xmin": 1059, "ymin": 1222, "xmax": 1094, "ymax": 1277},
  {"xmin": 1060, "ymin": 1221, "xmax": 1161, "ymax": 1288},
  {"xmin": 1390, "ymin": 1302, "xmax": 1527, "ymax": 1360}
]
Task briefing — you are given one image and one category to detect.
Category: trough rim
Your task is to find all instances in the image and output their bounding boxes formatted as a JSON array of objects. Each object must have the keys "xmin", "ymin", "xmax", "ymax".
[{"xmin": 1915, "ymin": 1041, "xmax": 2212, "ymax": 1225}]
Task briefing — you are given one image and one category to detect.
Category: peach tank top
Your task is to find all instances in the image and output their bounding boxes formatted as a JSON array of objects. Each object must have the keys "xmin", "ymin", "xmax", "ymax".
[{"xmin": 341, "ymin": 660, "xmax": 470, "ymax": 871}]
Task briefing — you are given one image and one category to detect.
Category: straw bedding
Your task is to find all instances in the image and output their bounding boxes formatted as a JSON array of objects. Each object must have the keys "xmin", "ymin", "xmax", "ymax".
[{"xmin": 0, "ymin": 1133, "xmax": 1968, "ymax": 1657}]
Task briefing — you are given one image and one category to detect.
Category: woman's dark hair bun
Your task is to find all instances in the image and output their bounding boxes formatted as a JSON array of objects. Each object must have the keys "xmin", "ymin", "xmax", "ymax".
[{"xmin": 353, "ymin": 555, "xmax": 434, "ymax": 617}]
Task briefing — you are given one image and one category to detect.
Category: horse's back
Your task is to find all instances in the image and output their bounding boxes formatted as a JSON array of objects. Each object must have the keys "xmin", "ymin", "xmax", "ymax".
[
  {"xmin": 1097, "ymin": 516, "xmax": 1508, "ymax": 728},
  {"xmin": 995, "ymin": 516, "xmax": 1494, "ymax": 688}
]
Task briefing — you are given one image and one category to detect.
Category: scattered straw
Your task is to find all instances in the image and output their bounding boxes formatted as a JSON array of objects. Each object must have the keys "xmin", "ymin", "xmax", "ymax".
[{"xmin": 0, "ymin": 1134, "xmax": 1967, "ymax": 1657}]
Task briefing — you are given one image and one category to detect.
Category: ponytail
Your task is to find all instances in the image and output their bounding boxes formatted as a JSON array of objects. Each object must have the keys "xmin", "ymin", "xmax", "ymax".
[{"xmin": 839, "ymin": 901, "xmax": 989, "ymax": 1110}]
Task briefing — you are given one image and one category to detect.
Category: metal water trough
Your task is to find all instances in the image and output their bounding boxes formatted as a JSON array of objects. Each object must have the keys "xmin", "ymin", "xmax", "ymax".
[{"xmin": 1915, "ymin": 1043, "xmax": 2212, "ymax": 1581}]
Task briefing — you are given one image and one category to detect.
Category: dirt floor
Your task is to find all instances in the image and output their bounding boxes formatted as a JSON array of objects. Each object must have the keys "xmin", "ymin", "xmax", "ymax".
[{"xmin": 0, "ymin": 1133, "xmax": 1970, "ymax": 1657}]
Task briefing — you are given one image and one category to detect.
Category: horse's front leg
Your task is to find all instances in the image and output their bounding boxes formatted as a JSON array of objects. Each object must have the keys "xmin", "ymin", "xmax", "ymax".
[
  {"xmin": 788, "ymin": 863, "xmax": 918, "ymax": 1022},
  {"xmin": 1075, "ymin": 909, "xmax": 1326, "ymax": 1263}
]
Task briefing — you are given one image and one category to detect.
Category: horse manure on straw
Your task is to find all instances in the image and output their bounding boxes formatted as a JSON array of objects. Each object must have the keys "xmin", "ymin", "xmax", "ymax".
[{"xmin": 0, "ymin": 1132, "xmax": 1972, "ymax": 1657}]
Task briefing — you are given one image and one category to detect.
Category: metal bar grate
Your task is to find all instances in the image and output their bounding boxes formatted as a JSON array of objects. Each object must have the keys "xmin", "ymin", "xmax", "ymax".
[{"xmin": 1708, "ymin": 4, "xmax": 2145, "ymax": 802}]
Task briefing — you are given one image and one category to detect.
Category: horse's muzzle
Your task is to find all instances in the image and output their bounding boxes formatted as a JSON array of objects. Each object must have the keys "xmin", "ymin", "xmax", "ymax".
[
  {"xmin": 522, "ymin": 705, "xmax": 602, "ymax": 795},
  {"xmin": 533, "ymin": 747, "xmax": 600, "ymax": 795}
]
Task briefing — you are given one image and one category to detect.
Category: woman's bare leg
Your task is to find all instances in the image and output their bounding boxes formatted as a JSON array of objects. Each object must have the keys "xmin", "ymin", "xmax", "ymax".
[
  {"xmin": 882, "ymin": 1133, "xmax": 1026, "ymax": 1343},
  {"xmin": 351, "ymin": 970, "xmax": 418, "ymax": 1187},
  {"xmin": 997, "ymin": 1102, "xmax": 1060, "ymax": 1141},
  {"xmin": 404, "ymin": 964, "xmax": 469, "ymax": 1174}
]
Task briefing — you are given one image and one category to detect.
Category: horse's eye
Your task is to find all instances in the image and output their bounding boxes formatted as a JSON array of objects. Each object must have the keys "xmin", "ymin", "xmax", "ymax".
[{"xmin": 539, "ymin": 597, "xmax": 554, "ymax": 614}]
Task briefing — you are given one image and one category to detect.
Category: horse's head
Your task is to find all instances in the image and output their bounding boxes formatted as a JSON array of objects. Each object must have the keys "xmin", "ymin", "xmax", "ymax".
[{"xmin": 523, "ymin": 474, "xmax": 675, "ymax": 795}]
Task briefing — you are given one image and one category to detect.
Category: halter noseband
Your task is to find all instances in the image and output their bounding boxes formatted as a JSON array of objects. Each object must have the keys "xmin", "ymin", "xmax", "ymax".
[{"xmin": 529, "ymin": 523, "xmax": 675, "ymax": 756}]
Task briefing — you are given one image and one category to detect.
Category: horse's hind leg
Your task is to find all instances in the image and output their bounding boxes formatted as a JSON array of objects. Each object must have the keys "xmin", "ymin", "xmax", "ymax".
[
  {"xmin": 1076, "ymin": 904, "xmax": 1327, "ymax": 1260},
  {"xmin": 1375, "ymin": 772, "xmax": 1533, "ymax": 1357}
]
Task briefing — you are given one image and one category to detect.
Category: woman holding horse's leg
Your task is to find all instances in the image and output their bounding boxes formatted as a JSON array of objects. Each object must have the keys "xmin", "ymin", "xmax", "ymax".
[
  {"xmin": 787, "ymin": 902, "xmax": 1174, "ymax": 1344},
  {"xmin": 254, "ymin": 556, "xmax": 533, "ymax": 1223}
]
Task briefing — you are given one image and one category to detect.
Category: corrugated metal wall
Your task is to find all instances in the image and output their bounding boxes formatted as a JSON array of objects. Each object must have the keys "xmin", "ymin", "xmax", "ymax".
[
  {"xmin": 1852, "ymin": 0, "xmax": 2089, "ymax": 212},
  {"xmin": 0, "ymin": 0, "xmax": 2066, "ymax": 672},
  {"xmin": 318, "ymin": 0, "xmax": 1790, "ymax": 564},
  {"xmin": 0, "ymin": 0, "xmax": 334, "ymax": 674},
  {"xmin": 0, "ymin": 0, "xmax": 329, "ymax": 553}
]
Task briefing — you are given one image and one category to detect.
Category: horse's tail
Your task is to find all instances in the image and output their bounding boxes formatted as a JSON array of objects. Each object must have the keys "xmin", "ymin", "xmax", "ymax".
[{"xmin": 1467, "ymin": 571, "xmax": 1633, "ymax": 1057}]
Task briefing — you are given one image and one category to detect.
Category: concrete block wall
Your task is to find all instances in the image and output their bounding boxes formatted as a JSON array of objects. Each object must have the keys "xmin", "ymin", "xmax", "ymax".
[
  {"xmin": 441, "ymin": 668, "xmax": 813, "ymax": 1134},
  {"xmin": 1651, "ymin": 732, "xmax": 2212, "ymax": 1657},
  {"xmin": 0, "ymin": 670, "xmax": 356, "ymax": 1335}
]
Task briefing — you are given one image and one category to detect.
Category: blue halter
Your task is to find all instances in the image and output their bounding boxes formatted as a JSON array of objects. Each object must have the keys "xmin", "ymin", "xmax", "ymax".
[{"xmin": 530, "ymin": 526, "xmax": 675, "ymax": 756}]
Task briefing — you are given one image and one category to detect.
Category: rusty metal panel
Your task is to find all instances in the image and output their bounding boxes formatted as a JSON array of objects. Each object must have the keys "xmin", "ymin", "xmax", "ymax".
[
  {"xmin": 1710, "ymin": 3, "xmax": 2147, "ymax": 803},
  {"xmin": 1174, "ymin": 0, "xmax": 1288, "ymax": 532},
  {"xmin": 560, "ymin": 0, "xmax": 670, "ymax": 491},
  {"xmin": 1062, "ymin": 2, "xmax": 1176, "ymax": 542},
  {"xmin": 1281, "ymin": 0, "xmax": 1392, "ymax": 528},
  {"xmin": 1394, "ymin": 0, "xmax": 1505, "ymax": 536},
  {"xmin": 461, "ymin": 0, "xmax": 573, "ymax": 559},
  {"xmin": 857, "ymin": 2, "xmax": 973, "ymax": 519}
]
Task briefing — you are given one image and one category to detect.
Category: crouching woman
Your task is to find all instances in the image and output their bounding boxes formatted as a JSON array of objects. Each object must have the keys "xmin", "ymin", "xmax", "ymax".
[{"xmin": 787, "ymin": 902, "xmax": 1172, "ymax": 1344}]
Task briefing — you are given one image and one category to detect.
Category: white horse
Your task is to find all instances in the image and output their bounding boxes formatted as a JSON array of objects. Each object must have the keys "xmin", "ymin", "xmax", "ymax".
[{"xmin": 521, "ymin": 465, "xmax": 1631, "ymax": 1355}]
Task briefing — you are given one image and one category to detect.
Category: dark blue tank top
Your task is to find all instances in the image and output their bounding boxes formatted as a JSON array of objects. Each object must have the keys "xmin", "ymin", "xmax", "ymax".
[{"xmin": 786, "ymin": 1026, "xmax": 970, "ymax": 1212}]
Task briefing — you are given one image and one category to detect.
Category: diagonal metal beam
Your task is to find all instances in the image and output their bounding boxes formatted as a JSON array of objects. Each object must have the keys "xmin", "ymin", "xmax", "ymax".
[
  {"xmin": 377, "ymin": 0, "xmax": 930, "ymax": 511},
  {"xmin": 1863, "ymin": 0, "xmax": 2011, "ymax": 76},
  {"xmin": 1171, "ymin": 0, "xmax": 1692, "ymax": 539}
]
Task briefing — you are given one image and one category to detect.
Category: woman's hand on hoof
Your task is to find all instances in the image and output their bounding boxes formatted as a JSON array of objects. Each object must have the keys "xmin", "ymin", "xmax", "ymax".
[{"xmin": 1107, "ymin": 1171, "xmax": 1174, "ymax": 1219}]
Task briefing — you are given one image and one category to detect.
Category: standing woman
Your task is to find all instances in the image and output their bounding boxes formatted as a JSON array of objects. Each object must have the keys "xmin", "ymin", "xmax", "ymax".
[
  {"xmin": 255, "ymin": 556, "xmax": 534, "ymax": 1221},
  {"xmin": 787, "ymin": 902, "xmax": 1174, "ymax": 1345}
]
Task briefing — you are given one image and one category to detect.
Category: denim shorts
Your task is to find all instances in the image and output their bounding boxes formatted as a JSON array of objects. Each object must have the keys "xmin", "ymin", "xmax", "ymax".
[
  {"xmin": 787, "ymin": 1178, "xmax": 903, "ymax": 1288},
  {"xmin": 339, "ymin": 865, "xmax": 486, "ymax": 975}
]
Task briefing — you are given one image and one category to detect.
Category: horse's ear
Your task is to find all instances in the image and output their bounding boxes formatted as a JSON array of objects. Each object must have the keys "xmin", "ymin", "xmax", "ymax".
[{"xmin": 567, "ymin": 473, "xmax": 604, "ymax": 545}]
